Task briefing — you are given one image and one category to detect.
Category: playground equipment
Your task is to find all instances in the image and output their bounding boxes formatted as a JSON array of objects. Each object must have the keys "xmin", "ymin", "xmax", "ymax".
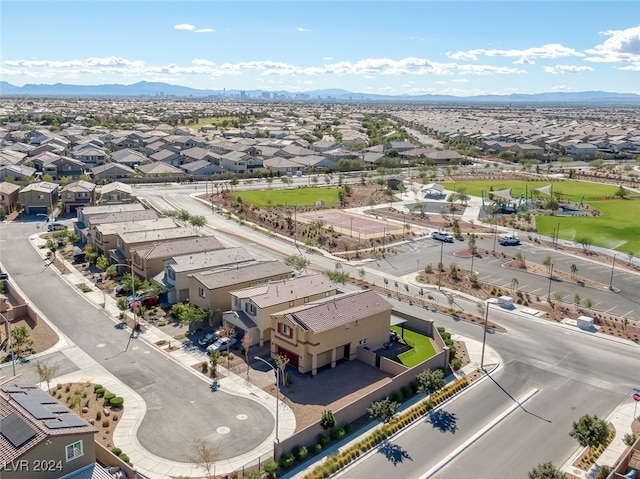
[{"xmin": 481, "ymin": 188, "xmax": 525, "ymax": 214}]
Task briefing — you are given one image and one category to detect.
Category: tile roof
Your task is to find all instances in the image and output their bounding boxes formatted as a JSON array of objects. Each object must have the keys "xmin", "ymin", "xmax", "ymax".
[
  {"xmin": 192, "ymin": 260, "xmax": 293, "ymax": 289},
  {"xmin": 167, "ymin": 247, "xmax": 254, "ymax": 273},
  {"xmin": 133, "ymin": 235, "xmax": 224, "ymax": 260},
  {"xmin": 231, "ymin": 274, "xmax": 336, "ymax": 308},
  {"xmin": 276, "ymin": 289, "xmax": 392, "ymax": 334}
]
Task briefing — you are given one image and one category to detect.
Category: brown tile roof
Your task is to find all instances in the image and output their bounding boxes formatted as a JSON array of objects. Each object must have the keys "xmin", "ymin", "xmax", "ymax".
[
  {"xmin": 192, "ymin": 261, "xmax": 293, "ymax": 289},
  {"xmin": 133, "ymin": 235, "xmax": 224, "ymax": 260},
  {"xmin": 276, "ymin": 289, "xmax": 392, "ymax": 334},
  {"xmin": 231, "ymin": 274, "xmax": 336, "ymax": 308}
]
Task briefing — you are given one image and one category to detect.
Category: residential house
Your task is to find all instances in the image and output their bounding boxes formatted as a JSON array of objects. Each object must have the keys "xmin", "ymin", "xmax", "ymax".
[
  {"xmin": 276, "ymin": 144, "xmax": 316, "ymax": 159},
  {"xmin": 96, "ymin": 182, "xmax": 133, "ymax": 205},
  {"xmin": 270, "ymin": 289, "xmax": 392, "ymax": 375},
  {"xmin": 423, "ymin": 150, "xmax": 464, "ymax": 165},
  {"xmin": 90, "ymin": 163, "xmax": 136, "ymax": 181},
  {"xmin": 0, "ymin": 182, "xmax": 21, "ymax": 217},
  {"xmin": 93, "ymin": 217, "xmax": 177, "ymax": 255},
  {"xmin": 60, "ymin": 180, "xmax": 96, "ymax": 213},
  {"xmin": 0, "ymin": 164, "xmax": 37, "ymax": 181},
  {"xmin": 219, "ymin": 151, "xmax": 251, "ymax": 174},
  {"xmin": 71, "ymin": 144, "xmax": 107, "ymax": 169},
  {"xmin": 189, "ymin": 261, "xmax": 294, "ymax": 314},
  {"xmin": 509, "ymin": 143, "xmax": 544, "ymax": 160},
  {"xmin": 262, "ymin": 157, "xmax": 307, "ymax": 176},
  {"xmin": 30, "ymin": 155, "xmax": 84, "ymax": 180},
  {"xmin": 311, "ymin": 138, "xmax": 339, "ymax": 153},
  {"xmin": 110, "ymin": 149, "xmax": 148, "ymax": 168},
  {"xmin": 224, "ymin": 274, "xmax": 337, "ymax": 346},
  {"xmin": 179, "ymin": 160, "xmax": 225, "ymax": 177},
  {"xmin": 18, "ymin": 181, "xmax": 58, "ymax": 216},
  {"xmin": 0, "ymin": 376, "xmax": 100, "ymax": 479},
  {"xmin": 136, "ymin": 162, "xmax": 185, "ymax": 178},
  {"xmin": 565, "ymin": 143, "xmax": 597, "ymax": 159},
  {"xmin": 0, "ymin": 149, "xmax": 28, "ymax": 165},
  {"xmin": 112, "ymin": 226, "xmax": 200, "ymax": 265},
  {"xmin": 180, "ymin": 147, "xmax": 218, "ymax": 163},
  {"xmin": 166, "ymin": 135, "xmax": 203, "ymax": 150},
  {"xmin": 149, "ymin": 149, "xmax": 183, "ymax": 167},
  {"xmin": 161, "ymin": 247, "xmax": 255, "ymax": 303},
  {"xmin": 383, "ymin": 141, "xmax": 414, "ymax": 153},
  {"xmin": 131, "ymin": 236, "xmax": 225, "ymax": 280},
  {"xmin": 75, "ymin": 206, "xmax": 156, "ymax": 245}
]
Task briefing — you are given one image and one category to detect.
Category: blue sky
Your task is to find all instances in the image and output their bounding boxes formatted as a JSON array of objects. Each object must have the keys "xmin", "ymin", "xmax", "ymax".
[{"xmin": 1, "ymin": 1, "xmax": 639, "ymax": 96}]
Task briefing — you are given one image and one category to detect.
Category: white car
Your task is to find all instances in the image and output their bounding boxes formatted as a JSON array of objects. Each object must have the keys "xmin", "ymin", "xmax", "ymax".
[
  {"xmin": 499, "ymin": 236, "xmax": 521, "ymax": 246},
  {"xmin": 432, "ymin": 231, "xmax": 454, "ymax": 243},
  {"xmin": 206, "ymin": 337, "xmax": 237, "ymax": 353}
]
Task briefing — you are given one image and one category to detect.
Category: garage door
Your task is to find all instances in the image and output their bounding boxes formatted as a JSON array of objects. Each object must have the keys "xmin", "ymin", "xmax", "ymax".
[
  {"xmin": 276, "ymin": 346, "xmax": 298, "ymax": 368},
  {"xmin": 28, "ymin": 206, "xmax": 48, "ymax": 215}
]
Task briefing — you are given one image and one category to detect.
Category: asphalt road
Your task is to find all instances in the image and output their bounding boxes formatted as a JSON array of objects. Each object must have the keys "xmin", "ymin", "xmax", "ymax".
[
  {"xmin": 0, "ymin": 222, "xmax": 274, "ymax": 462},
  {"xmin": 341, "ymin": 360, "xmax": 623, "ymax": 479}
]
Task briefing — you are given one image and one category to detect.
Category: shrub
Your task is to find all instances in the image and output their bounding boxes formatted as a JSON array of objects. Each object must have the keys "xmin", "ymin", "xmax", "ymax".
[
  {"xmin": 279, "ymin": 453, "xmax": 295, "ymax": 469},
  {"xmin": 93, "ymin": 384, "xmax": 103, "ymax": 392},
  {"xmin": 390, "ymin": 390, "xmax": 403, "ymax": 402},
  {"xmin": 102, "ymin": 419, "xmax": 109, "ymax": 428},
  {"xmin": 343, "ymin": 423, "xmax": 353, "ymax": 434},
  {"xmin": 111, "ymin": 447, "xmax": 122, "ymax": 456},
  {"xmin": 95, "ymin": 387, "xmax": 105, "ymax": 398},
  {"xmin": 109, "ymin": 396, "xmax": 124, "ymax": 407},
  {"xmin": 451, "ymin": 358, "xmax": 462, "ymax": 370},
  {"xmin": 96, "ymin": 411, "xmax": 101, "ymax": 421},
  {"xmin": 320, "ymin": 409, "xmax": 336, "ymax": 430},
  {"xmin": 294, "ymin": 445, "xmax": 308, "ymax": 461},
  {"xmin": 263, "ymin": 459, "xmax": 278, "ymax": 478},
  {"xmin": 317, "ymin": 433, "xmax": 329, "ymax": 445},
  {"xmin": 104, "ymin": 393, "xmax": 116, "ymax": 404},
  {"xmin": 311, "ymin": 443, "xmax": 322, "ymax": 454},
  {"xmin": 624, "ymin": 433, "xmax": 637, "ymax": 446},
  {"xmin": 118, "ymin": 453, "xmax": 130, "ymax": 465},
  {"xmin": 401, "ymin": 386, "xmax": 412, "ymax": 398}
]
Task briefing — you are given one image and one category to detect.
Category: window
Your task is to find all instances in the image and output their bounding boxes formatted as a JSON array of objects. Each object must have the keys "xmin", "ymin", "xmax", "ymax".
[
  {"xmin": 167, "ymin": 269, "xmax": 175, "ymax": 280},
  {"xmin": 303, "ymin": 297, "xmax": 309, "ymax": 303},
  {"xmin": 65, "ymin": 440, "xmax": 84, "ymax": 462},
  {"xmin": 234, "ymin": 297, "xmax": 241, "ymax": 308},
  {"xmin": 288, "ymin": 300, "xmax": 294, "ymax": 307},
  {"xmin": 38, "ymin": 194, "xmax": 44, "ymax": 200},
  {"xmin": 355, "ymin": 320, "xmax": 360, "ymax": 326},
  {"xmin": 245, "ymin": 302, "xmax": 256, "ymax": 315},
  {"xmin": 278, "ymin": 323, "xmax": 293, "ymax": 338},
  {"xmin": 198, "ymin": 287, "xmax": 205, "ymax": 298},
  {"xmin": 359, "ymin": 338, "xmax": 367, "ymax": 346}
]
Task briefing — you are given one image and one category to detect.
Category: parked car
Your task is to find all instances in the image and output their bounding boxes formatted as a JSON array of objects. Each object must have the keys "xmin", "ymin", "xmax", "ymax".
[
  {"xmin": 198, "ymin": 331, "xmax": 220, "ymax": 347},
  {"xmin": 499, "ymin": 236, "xmax": 521, "ymax": 246},
  {"xmin": 206, "ymin": 337, "xmax": 237, "ymax": 353},
  {"xmin": 72, "ymin": 252, "xmax": 86, "ymax": 263},
  {"xmin": 114, "ymin": 285, "xmax": 127, "ymax": 296},
  {"xmin": 129, "ymin": 295, "xmax": 160, "ymax": 309},
  {"xmin": 47, "ymin": 222, "xmax": 66, "ymax": 232},
  {"xmin": 431, "ymin": 231, "xmax": 454, "ymax": 243}
]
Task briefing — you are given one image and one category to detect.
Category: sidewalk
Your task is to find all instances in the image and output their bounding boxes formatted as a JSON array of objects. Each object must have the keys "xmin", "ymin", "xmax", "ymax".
[
  {"xmin": 561, "ymin": 402, "xmax": 639, "ymax": 479},
  {"xmin": 25, "ymin": 233, "xmax": 296, "ymax": 479}
]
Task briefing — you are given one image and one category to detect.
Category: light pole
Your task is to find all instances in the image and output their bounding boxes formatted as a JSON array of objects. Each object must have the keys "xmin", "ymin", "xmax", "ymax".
[
  {"xmin": 480, "ymin": 300, "xmax": 494, "ymax": 371},
  {"xmin": 0, "ymin": 312, "xmax": 16, "ymax": 376},
  {"xmin": 254, "ymin": 356, "xmax": 279, "ymax": 443},
  {"xmin": 609, "ymin": 254, "xmax": 617, "ymax": 291},
  {"xmin": 438, "ymin": 241, "xmax": 444, "ymax": 287},
  {"xmin": 547, "ymin": 263, "xmax": 554, "ymax": 301}
]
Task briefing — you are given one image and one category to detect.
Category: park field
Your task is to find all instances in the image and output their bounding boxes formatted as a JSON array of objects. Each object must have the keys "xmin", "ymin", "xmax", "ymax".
[
  {"xmin": 536, "ymin": 200, "xmax": 640, "ymax": 255},
  {"xmin": 442, "ymin": 180, "xmax": 620, "ymax": 202},
  {"xmin": 234, "ymin": 187, "xmax": 341, "ymax": 207}
]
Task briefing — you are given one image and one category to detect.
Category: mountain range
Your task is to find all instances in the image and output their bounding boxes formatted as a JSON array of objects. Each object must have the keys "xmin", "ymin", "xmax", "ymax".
[{"xmin": 1, "ymin": 81, "xmax": 639, "ymax": 105}]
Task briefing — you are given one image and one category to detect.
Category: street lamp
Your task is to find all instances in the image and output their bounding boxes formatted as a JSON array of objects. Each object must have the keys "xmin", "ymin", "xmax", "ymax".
[
  {"xmin": 609, "ymin": 254, "xmax": 617, "ymax": 291},
  {"xmin": 547, "ymin": 263, "xmax": 554, "ymax": 301},
  {"xmin": 480, "ymin": 300, "xmax": 495, "ymax": 370},
  {"xmin": 254, "ymin": 356, "xmax": 279, "ymax": 443},
  {"xmin": 0, "ymin": 312, "xmax": 16, "ymax": 376}
]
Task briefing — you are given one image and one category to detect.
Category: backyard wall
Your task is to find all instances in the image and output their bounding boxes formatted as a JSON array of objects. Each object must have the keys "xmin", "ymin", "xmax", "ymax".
[{"xmin": 95, "ymin": 442, "xmax": 140, "ymax": 478}]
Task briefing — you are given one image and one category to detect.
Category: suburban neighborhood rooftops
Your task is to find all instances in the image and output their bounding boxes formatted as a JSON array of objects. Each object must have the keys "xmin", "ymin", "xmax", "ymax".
[
  {"xmin": 166, "ymin": 247, "xmax": 254, "ymax": 273},
  {"xmin": 191, "ymin": 260, "xmax": 293, "ymax": 289},
  {"xmin": 95, "ymin": 217, "xmax": 177, "ymax": 235},
  {"xmin": 132, "ymin": 235, "xmax": 224, "ymax": 260},
  {"xmin": 231, "ymin": 274, "xmax": 336, "ymax": 308}
]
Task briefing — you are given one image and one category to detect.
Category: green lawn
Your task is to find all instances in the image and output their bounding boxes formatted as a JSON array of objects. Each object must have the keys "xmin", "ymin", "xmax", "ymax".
[
  {"xmin": 537, "ymin": 200, "xmax": 640, "ymax": 255},
  {"xmin": 234, "ymin": 187, "xmax": 341, "ymax": 207},
  {"xmin": 442, "ymin": 180, "xmax": 620, "ymax": 202},
  {"xmin": 392, "ymin": 326, "xmax": 437, "ymax": 368}
]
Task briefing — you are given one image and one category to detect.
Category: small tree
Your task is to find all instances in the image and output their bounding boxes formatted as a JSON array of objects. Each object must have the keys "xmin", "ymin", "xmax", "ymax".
[
  {"xmin": 68, "ymin": 388, "xmax": 85, "ymax": 416},
  {"xmin": 95, "ymin": 255, "xmax": 109, "ymax": 271},
  {"xmin": 274, "ymin": 353, "xmax": 289, "ymax": 388},
  {"xmin": 188, "ymin": 439, "xmax": 218, "ymax": 479},
  {"xmin": 528, "ymin": 462, "xmax": 565, "ymax": 479},
  {"xmin": 283, "ymin": 255, "xmax": 310, "ymax": 274},
  {"xmin": 241, "ymin": 334, "xmax": 251, "ymax": 378},
  {"xmin": 209, "ymin": 350, "xmax": 220, "ymax": 377},
  {"xmin": 320, "ymin": 409, "xmax": 336, "ymax": 430},
  {"xmin": 34, "ymin": 362, "xmax": 60, "ymax": 393},
  {"xmin": 595, "ymin": 466, "xmax": 611, "ymax": 479},
  {"xmin": 11, "ymin": 325, "xmax": 33, "ymax": 357},
  {"xmin": 416, "ymin": 369, "xmax": 445, "ymax": 395},
  {"xmin": 368, "ymin": 398, "xmax": 399, "ymax": 425},
  {"xmin": 569, "ymin": 414, "xmax": 609, "ymax": 452}
]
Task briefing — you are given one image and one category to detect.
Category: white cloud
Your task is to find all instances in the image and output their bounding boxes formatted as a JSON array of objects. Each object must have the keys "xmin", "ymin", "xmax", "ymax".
[
  {"xmin": 296, "ymin": 27, "xmax": 311, "ymax": 32},
  {"xmin": 452, "ymin": 78, "xmax": 468, "ymax": 83},
  {"xmin": 195, "ymin": 28, "xmax": 214, "ymax": 33},
  {"xmin": 585, "ymin": 25, "xmax": 640, "ymax": 68},
  {"xmin": 323, "ymin": 57, "xmax": 333, "ymax": 61},
  {"xmin": 174, "ymin": 24, "xmax": 196, "ymax": 31},
  {"xmin": 551, "ymin": 85, "xmax": 573, "ymax": 91},
  {"xmin": 543, "ymin": 64, "xmax": 594, "ymax": 74},
  {"xmin": 448, "ymin": 43, "xmax": 583, "ymax": 64},
  {"xmin": 457, "ymin": 64, "xmax": 525, "ymax": 76}
]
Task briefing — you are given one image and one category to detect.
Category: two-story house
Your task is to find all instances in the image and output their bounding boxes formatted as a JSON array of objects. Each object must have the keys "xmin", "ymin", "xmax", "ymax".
[
  {"xmin": 112, "ymin": 226, "xmax": 200, "ymax": 265},
  {"xmin": 270, "ymin": 289, "xmax": 392, "ymax": 376},
  {"xmin": 96, "ymin": 182, "xmax": 133, "ymax": 205},
  {"xmin": 160, "ymin": 247, "xmax": 255, "ymax": 304},
  {"xmin": 131, "ymin": 236, "xmax": 224, "ymax": 280},
  {"xmin": 189, "ymin": 261, "xmax": 294, "ymax": 315},
  {"xmin": 71, "ymin": 144, "xmax": 107, "ymax": 169},
  {"xmin": 60, "ymin": 180, "xmax": 96, "ymax": 213},
  {"xmin": 93, "ymin": 217, "xmax": 177, "ymax": 255},
  {"xmin": 224, "ymin": 274, "xmax": 337, "ymax": 347},
  {"xmin": 18, "ymin": 182, "xmax": 58, "ymax": 216},
  {"xmin": 90, "ymin": 163, "xmax": 136, "ymax": 181},
  {"xmin": 0, "ymin": 182, "xmax": 21, "ymax": 218},
  {"xmin": 75, "ymin": 204, "xmax": 154, "ymax": 244}
]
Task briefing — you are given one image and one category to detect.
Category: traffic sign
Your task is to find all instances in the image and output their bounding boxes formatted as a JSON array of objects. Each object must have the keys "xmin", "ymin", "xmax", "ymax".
[{"xmin": 633, "ymin": 393, "xmax": 640, "ymax": 402}]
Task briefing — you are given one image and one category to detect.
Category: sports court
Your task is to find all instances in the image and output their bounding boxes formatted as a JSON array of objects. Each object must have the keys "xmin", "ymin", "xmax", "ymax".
[{"xmin": 297, "ymin": 209, "xmax": 404, "ymax": 240}]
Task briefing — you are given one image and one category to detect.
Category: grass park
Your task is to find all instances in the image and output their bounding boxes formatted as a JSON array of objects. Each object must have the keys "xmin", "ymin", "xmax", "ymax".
[
  {"xmin": 391, "ymin": 326, "xmax": 437, "ymax": 368},
  {"xmin": 443, "ymin": 180, "xmax": 640, "ymax": 255},
  {"xmin": 235, "ymin": 187, "xmax": 341, "ymax": 207}
]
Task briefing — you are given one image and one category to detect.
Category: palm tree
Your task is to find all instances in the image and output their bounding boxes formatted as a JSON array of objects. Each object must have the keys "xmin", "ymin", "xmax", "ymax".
[{"xmin": 511, "ymin": 277, "xmax": 519, "ymax": 295}]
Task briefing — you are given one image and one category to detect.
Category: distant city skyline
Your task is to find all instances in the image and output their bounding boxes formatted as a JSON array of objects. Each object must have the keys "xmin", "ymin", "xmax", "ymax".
[{"xmin": 1, "ymin": 1, "xmax": 638, "ymax": 97}]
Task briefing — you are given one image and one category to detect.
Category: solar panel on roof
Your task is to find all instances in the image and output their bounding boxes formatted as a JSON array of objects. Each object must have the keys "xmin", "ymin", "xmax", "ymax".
[
  {"xmin": 43, "ymin": 420, "xmax": 69, "ymax": 429},
  {"xmin": 14, "ymin": 383, "xmax": 38, "ymax": 389},
  {"xmin": 0, "ymin": 386, "xmax": 23, "ymax": 393},
  {"xmin": 49, "ymin": 406, "xmax": 71, "ymax": 414},
  {"xmin": 44, "ymin": 415, "xmax": 89, "ymax": 429},
  {"xmin": 11, "ymin": 394, "xmax": 56, "ymax": 419},
  {"xmin": 26, "ymin": 389, "xmax": 57, "ymax": 404},
  {"xmin": 0, "ymin": 412, "xmax": 37, "ymax": 448}
]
